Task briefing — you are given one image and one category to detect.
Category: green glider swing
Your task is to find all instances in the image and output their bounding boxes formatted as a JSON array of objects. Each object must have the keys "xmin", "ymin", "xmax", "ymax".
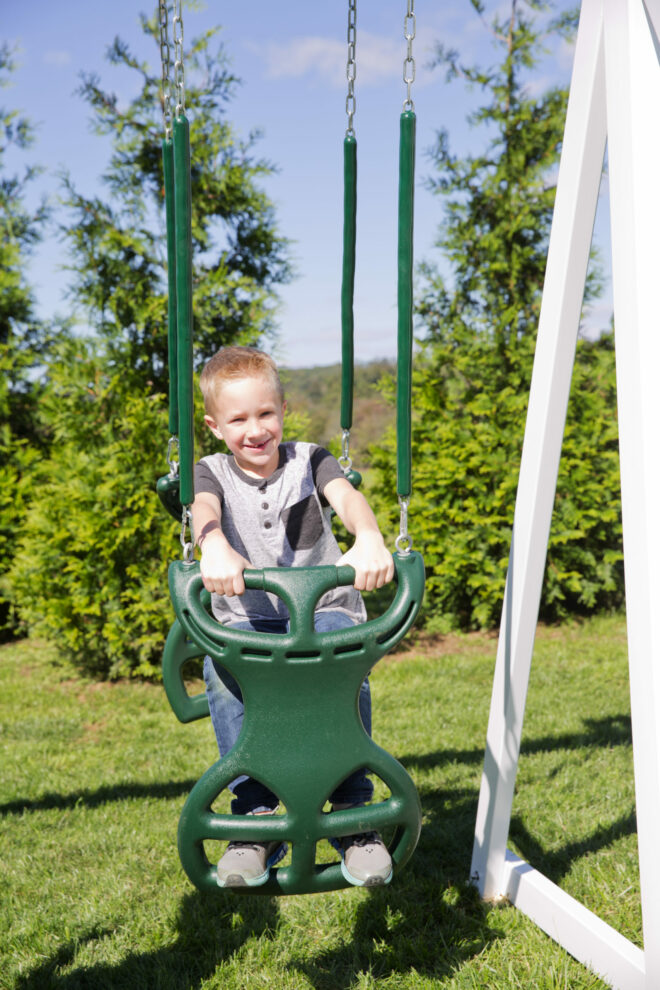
[{"xmin": 158, "ymin": 0, "xmax": 425, "ymax": 896}]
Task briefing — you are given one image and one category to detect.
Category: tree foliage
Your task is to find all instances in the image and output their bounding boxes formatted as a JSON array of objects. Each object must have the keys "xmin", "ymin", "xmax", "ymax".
[
  {"xmin": 370, "ymin": 0, "xmax": 622, "ymax": 631},
  {"xmin": 60, "ymin": 17, "xmax": 291, "ymax": 390},
  {"xmin": 10, "ymin": 16, "xmax": 291, "ymax": 676},
  {"xmin": 0, "ymin": 44, "xmax": 50, "ymax": 638}
]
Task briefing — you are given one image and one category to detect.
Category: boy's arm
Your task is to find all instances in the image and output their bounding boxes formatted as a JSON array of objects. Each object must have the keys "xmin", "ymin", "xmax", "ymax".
[
  {"xmin": 323, "ymin": 477, "xmax": 395, "ymax": 592},
  {"xmin": 191, "ymin": 491, "xmax": 251, "ymax": 597}
]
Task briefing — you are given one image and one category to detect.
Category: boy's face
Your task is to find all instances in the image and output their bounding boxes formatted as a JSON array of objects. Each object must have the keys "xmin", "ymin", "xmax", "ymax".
[{"xmin": 204, "ymin": 374, "xmax": 286, "ymax": 478}]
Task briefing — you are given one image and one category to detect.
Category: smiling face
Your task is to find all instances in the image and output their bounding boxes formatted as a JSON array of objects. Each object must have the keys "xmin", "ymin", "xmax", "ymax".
[{"xmin": 204, "ymin": 374, "xmax": 286, "ymax": 478}]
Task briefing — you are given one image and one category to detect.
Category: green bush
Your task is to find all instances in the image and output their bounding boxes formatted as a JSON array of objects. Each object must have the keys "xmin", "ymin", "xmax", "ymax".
[
  {"xmin": 370, "ymin": 332, "xmax": 622, "ymax": 632},
  {"xmin": 367, "ymin": 3, "xmax": 622, "ymax": 632},
  {"xmin": 11, "ymin": 340, "xmax": 178, "ymax": 677}
]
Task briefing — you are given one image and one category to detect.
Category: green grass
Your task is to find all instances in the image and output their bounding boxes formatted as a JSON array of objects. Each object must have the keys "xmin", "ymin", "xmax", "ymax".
[{"xmin": 1, "ymin": 614, "xmax": 637, "ymax": 989}]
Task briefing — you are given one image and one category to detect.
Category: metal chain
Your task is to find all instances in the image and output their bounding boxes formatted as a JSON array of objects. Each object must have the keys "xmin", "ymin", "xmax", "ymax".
[
  {"xmin": 167, "ymin": 435, "xmax": 180, "ymax": 478},
  {"xmin": 180, "ymin": 506, "xmax": 194, "ymax": 562},
  {"xmin": 173, "ymin": 0, "xmax": 186, "ymax": 117},
  {"xmin": 338, "ymin": 428, "xmax": 353, "ymax": 475},
  {"xmin": 345, "ymin": 0, "xmax": 357, "ymax": 136},
  {"xmin": 158, "ymin": 0, "xmax": 173, "ymax": 139},
  {"xmin": 397, "ymin": 0, "xmax": 416, "ymax": 551},
  {"xmin": 395, "ymin": 496, "xmax": 413, "ymax": 554},
  {"xmin": 403, "ymin": 0, "xmax": 416, "ymax": 112}
]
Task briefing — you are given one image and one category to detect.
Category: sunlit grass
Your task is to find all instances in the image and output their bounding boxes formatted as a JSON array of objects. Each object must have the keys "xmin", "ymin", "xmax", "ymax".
[{"xmin": 1, "ymin": 614, "xmax": 637, "ymax": 989}]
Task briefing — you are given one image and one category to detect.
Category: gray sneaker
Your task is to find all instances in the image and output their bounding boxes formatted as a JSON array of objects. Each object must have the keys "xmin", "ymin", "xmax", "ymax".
[
  {"xmin": 334, "ymin": 831, "xmax": 393, "ymax": 887},
  {"xmin": 216, "ymin": 839, "xmax": 287, "ymax": 888}
]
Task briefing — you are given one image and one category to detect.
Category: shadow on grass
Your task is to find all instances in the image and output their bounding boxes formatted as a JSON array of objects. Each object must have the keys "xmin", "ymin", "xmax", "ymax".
[
  {"xmin": 509, "ymin": 809, "xmax": 637, "ymax": 887},
  {"xmin": 12, "ymin": 782, "xmax": 500, "ymax": 990},
  {"xmin": 397, "ymin": 713, "xmax": 632, "ymax": 776},
  {"xmin": 290, "ymin": 782, "xmax": 502, "ymax": 989},
  {"xmin": 398, "ymin": 711, "xmax": 634, "ymax": 897},
  {"xmin": 10, "ymin": 713, "xmax": 632, "ymax": 988},
  {"xmin": 14, "ymin": 891, "xmax": 281, "ymax": 990},
  {"xmin": 0, "ymin": 779, "xmax": 200, "ymax": 817}
]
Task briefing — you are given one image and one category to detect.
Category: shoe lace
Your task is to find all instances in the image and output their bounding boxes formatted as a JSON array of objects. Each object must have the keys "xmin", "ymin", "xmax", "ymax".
[
  {"xmin": 227, "ymin": 840, "xmax": 265, "ymax": 852},
  {"xmin": 343, "ymin": 831, "xmax": 382, "ymax": 849}
]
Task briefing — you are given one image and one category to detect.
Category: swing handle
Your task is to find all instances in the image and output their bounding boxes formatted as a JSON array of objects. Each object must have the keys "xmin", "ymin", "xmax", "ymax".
[
  {"xmin": 243, "ymin": 563, "xmax": 356, "ymax": 596},
  {"xmin": 169, "ymin": 551, "xmax": 425, "ymax": 661}
]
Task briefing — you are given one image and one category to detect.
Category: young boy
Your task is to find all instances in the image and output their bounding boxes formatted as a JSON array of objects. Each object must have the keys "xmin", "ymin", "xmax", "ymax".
[{"xmin": 192, "ymin": 346, "xmax": 395, "ymax": 888}]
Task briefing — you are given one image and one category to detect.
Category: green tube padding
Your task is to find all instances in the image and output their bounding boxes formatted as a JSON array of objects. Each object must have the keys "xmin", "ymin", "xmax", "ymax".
[
  {"xmin": 397, "ymin": 111, "xmax": 416, "ymax": 499},
  {"xmin": 341, "ymin": 135, "xmax": 357, "ymax": 432},
  {"xmin": 162, "ymin": 137, "xmax": 178, "ymax": 436},
  {"xmin": 173, "ymin": 115, "xmax": 195, "ymax": 506}
]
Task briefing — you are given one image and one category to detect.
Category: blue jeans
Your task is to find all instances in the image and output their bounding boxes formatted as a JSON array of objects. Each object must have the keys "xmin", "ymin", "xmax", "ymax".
[{"xmin": 203, "ymin": 611, "xmax": 374, "ymax": 815}]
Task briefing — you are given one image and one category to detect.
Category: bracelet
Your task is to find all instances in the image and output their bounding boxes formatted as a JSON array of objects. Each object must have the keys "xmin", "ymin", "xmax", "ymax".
[{"xmin": 197, "ymin": 520, "xmax": 221, "ymax": 547}]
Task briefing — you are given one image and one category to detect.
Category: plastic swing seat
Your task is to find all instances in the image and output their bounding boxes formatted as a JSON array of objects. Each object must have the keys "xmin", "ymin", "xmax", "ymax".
[{"xmin": 165, "ymin": 550, "xmax": 425, "ymax": 895}]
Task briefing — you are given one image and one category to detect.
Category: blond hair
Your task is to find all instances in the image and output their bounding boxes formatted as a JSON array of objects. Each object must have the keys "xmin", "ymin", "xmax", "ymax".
[{"xmin": 199, "ymin": 346, "xmax": 284, "ymax": 414}]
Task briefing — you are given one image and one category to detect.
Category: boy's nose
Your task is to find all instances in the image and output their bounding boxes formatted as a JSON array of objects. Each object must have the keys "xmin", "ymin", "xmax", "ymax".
[{"xmin": 246, "ymin": 419, "xmax": 264, "ymax": 438}]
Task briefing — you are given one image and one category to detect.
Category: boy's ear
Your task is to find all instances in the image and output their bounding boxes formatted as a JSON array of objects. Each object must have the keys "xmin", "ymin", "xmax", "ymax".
[{"xmin": 204, "ymin": 414, "xmax": 223, "ymax": 440}]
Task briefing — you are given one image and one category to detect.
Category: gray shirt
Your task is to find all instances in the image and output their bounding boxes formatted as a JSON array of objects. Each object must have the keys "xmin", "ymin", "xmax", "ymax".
[{"xmin": 194, "ymin": 442, "xmax": 367, "ymax": 626}]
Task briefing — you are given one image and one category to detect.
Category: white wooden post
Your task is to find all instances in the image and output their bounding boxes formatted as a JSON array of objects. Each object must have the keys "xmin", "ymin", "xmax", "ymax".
[
  {"xmin": 604, "ymin": 0, "xmax": 660, "ymax": 981},
  {"xmin": 470, "ymin": 1, "xmax": 660, "ymax": 986}
]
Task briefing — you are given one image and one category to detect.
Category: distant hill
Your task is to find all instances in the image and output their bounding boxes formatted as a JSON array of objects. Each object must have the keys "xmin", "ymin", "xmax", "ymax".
[{"xmin": 281, "ymin": 360, "xmax": 396, "ymax": 465}]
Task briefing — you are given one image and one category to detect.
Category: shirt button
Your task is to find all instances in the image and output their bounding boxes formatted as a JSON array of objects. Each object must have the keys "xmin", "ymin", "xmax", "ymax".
[
  {"xmin": 261, "ymin": 502, "xmax": 269, "ymax": 509},
  {"xmin": 264, "ymin": 521, "xmax": 272, "ymax": 529}
]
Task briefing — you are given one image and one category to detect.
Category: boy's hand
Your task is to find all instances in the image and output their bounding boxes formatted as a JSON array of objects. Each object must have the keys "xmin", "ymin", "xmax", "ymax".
[
  {"xmin": 199, "ymin": 532, "xmax": 251, "ymax": 597},
  {"xmin": 337, "ymin": 532, "xmax": 395, "ymax": 592}
]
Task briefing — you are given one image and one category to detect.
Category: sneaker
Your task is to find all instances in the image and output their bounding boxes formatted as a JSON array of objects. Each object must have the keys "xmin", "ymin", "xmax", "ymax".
[
  {"xmin": 216, "ymin": 839, "xmax": 287, "ymax": 888},
  {"xmin": 333, "ymin": 831, "xmax": 393, "ymax": 887}
]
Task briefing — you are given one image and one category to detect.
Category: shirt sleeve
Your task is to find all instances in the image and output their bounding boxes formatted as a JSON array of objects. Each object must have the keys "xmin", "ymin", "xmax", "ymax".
[
  {"xmin": 310, "ymin": 445, "xmax": 345, "ymax": 496},
  {"xmin": 194, "ymin": 459, "xmax": 224, "ymax": 499}
]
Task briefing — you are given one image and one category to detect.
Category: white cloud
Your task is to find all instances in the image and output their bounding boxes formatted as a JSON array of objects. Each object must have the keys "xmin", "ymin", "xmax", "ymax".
[
  {"xmin": 43, "ymin": 50, "xmax": 71, "ymax": 67},
  {"xmin": 251, "ymin": 32, "xmax": 403, "ymax": 87},
  {"xmin": 249, "ymin": 25, "xmax": 447, "ymax": 92}
]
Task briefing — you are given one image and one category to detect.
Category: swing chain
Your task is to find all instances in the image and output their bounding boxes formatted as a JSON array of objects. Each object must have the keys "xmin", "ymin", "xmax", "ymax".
[
  {"xmin": 338, "ymin": 428, "xmax": 353, "ymax": 473},
  {"xmin": 173, "ymin": 0, "xmax": 186, "ymax": 117},
  {"xmin": 395, "ymin": 496, "xmax": 413, "ymax": 554},
  {"xmin": 345, "ymin": 0, "xmax": 357, "ymax": 136},
  {"xmin": 180, "ymin": 505, "xmax": 194, "ymax": 562},
  {"xmin": 167, "ymin": 435, "xmax": 180, "ymax": 478},
  {"xmin": 403, "ymin": 0, "xmax": 416, "ymax": 112},
  {"xmin": 158, "ymin": 0, "xmax": 173, "ymax": 140}
]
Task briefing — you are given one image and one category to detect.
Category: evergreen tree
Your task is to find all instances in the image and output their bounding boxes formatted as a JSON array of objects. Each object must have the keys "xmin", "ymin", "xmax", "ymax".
[
  {"xmin": 0, "ymin": 45, "xmax": 50, "ymax": 638},
  {"xmin": 11, "ymin": 15, "xmax": 292, "ymax": 677},
  {"xmin": 61, "ymin": 15, "xmax": 291, "ymax": 388},
  {"xmin": 370, "ymin": 0, "xmax": 622, "ymax": 630}
]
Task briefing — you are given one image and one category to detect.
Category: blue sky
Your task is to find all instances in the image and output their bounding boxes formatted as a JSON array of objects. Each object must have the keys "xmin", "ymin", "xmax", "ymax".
[{"xmin": 6, "ymin": 1, "xmax": 610, "ymax": 368}]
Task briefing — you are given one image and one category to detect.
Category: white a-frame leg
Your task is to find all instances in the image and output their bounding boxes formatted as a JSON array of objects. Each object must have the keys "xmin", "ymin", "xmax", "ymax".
[{"xmin": 470, "ymin": 1, "xmax": 660, "ymax": 987}]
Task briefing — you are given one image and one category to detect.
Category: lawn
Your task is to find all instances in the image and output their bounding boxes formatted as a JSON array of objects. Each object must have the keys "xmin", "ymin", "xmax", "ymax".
[{"xmin": 0, "ymin": 614, "xmax": 637, "ymax": 989}]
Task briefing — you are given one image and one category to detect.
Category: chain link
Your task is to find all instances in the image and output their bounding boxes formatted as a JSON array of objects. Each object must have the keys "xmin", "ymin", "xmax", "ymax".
[
  {"xmin": 403, "ymin": 0, "xmax": 416, "ymax": 112},
  {"xmin": 180, "ymin": 506, "xmax": 194, "ymax": 562},
  {"xmin": 158, "ymin": 0, "xmax": 173, "ymax": 139},
  {"xmin": 395, "ymin": 496, "xmax": 413, "ymax": 554},
  {"xmin": 345, "ymin": 0, "xmax": 357, "ymax": 135},
  {"xmin": 338, "ymin": 428, "xmax": 353, "ymax": 474},
  {"xmin": 173, "ymin": 0, "xmax": 186, "ymax": 117},
  {"xmin": 167, "ymin": 435, "xmax": 180, "ymax": 477}
]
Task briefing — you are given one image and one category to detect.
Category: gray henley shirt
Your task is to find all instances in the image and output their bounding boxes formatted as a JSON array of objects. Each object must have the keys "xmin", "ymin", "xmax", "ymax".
[{"xmin": 194, "ymin": 441, "xmax": 367, "ymax": 626}]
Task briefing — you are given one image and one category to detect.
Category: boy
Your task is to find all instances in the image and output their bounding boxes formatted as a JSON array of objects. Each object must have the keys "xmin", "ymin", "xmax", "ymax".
[{"xmin": 192, "ymin": 346, "xmax": 395, "ymax": 888}]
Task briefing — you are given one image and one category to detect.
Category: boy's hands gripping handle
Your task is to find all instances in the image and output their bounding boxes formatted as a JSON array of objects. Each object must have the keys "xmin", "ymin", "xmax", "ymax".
[
  {"xmin": 165, "ymin": 552, "xmax": 424, "ymax": 724},
  {"xmin": 169, "ymin": 551, "xmax": 425, "ymax": 664}
]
